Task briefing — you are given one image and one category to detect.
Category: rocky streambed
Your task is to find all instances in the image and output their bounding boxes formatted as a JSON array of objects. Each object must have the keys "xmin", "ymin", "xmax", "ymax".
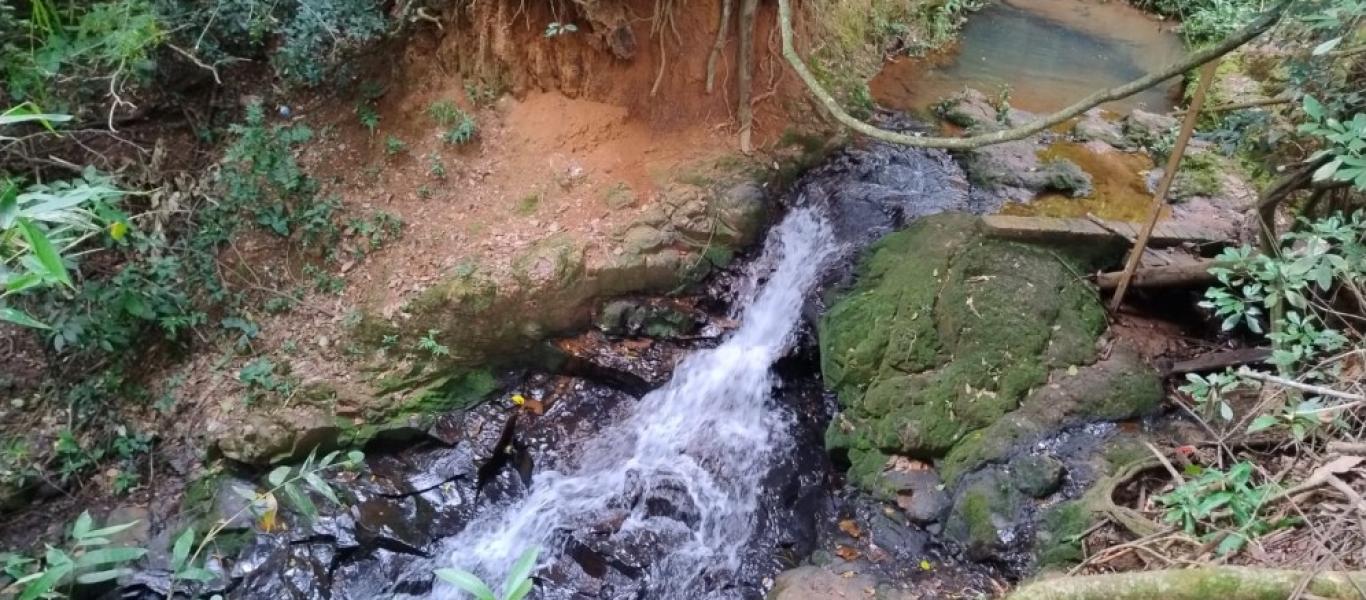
[{"xmin": 97, "ymin": 113, "xmax": 1206, "ymax": 600}]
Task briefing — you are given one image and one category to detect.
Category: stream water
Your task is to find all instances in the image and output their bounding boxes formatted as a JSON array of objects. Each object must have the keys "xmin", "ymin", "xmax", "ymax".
[
  {"xmin": 872, "ymin": 0, "xmax": 1185, "ymax": 115},
  {"xmin": 433, "ymin": 208, "xmax": 837, "ymax": 599}
]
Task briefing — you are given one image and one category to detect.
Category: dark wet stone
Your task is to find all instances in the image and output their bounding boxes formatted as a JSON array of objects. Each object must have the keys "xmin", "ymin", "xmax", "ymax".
[
  {"xmin": 352, "ymin": 496, "xmax": 432, "ymax": 555},
  {"xmin": 943, "ymin": 470, "xmax": 1026, "ymax": 562},
  {"xmin": 233, "ymin": 537, "xmax": 334, "ymax": 600},
  {"xmin": 330, "ymin": 548, "xmax": 431, "ymax": 597},
  {"xmin": 1010, "ymin": 454, "xmax": 1066, "ymax": 498}
]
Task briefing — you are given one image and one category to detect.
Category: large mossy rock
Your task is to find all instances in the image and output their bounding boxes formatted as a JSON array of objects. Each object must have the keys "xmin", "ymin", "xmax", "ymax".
[{"xmin": 821, "ymin": 214, "xmax": 1151, "ymax": 493}]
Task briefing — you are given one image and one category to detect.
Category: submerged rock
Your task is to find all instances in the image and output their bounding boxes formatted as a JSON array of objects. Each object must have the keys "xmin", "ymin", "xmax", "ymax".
[{"xmin": 937, "ymin": 88, "xmax": 1000, "ymax": 129}]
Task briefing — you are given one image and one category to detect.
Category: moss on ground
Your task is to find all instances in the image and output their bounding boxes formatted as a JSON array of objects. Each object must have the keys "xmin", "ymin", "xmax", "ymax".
[{"xmin": 1035, "ymin": 500, "xmax": 1092, "ymax": 566}]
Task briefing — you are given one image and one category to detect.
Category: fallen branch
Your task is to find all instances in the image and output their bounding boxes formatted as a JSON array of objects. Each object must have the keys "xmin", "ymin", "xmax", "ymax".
[
  {"xmin": 1009, "ymin": 567, "xmax": 1366, "ymax": 600},
  {"xmin": 1095, "ymin": 260, "xmax": 1225, "ymax": 290},
  {"xmin": 776, "ymin": 0, "xmax": 1287, "ymax": 149},
  {"xmin": 1175, "ymin": 95, "xmax": 1291, "ymax": 116},
  {"xmin": 1161, "ymin": 347, "xmax": 1271, "ymax": 376},
  {"xmin": 1237, "ymin": 367, "xmax": 1366, "ymax": 402}
]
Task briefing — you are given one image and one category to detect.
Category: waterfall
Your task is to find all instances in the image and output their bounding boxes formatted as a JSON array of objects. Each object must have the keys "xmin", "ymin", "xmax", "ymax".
[{"xmin": 431, "ymin": 206, "xmax": 836, "ymax": 599}]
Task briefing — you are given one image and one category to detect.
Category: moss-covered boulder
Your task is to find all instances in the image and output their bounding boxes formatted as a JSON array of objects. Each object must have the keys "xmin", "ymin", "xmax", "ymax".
[{"xmin": 821, "ymin": 214, "xmax": 1108, "ymax": 492}]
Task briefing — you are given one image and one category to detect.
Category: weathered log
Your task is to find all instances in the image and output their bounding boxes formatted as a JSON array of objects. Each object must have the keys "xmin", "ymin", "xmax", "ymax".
[
  {"xmin": 1009, "ymin": 567, "xmax": 1366, "ymax": 600},
  {"xmin": 1094, "ymin": 260, "xmax": 1224, "ymax": 290}
]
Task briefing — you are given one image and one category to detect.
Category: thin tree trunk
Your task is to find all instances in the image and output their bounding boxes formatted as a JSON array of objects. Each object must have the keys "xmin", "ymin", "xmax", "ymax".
[{"xmin": 706, "ymin": 0, "xmax": 734, "ymax": 94}]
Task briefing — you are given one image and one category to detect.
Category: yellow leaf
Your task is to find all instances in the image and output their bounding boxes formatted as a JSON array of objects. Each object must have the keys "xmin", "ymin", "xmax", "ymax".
[
  {"xmin": 256, "ymin": 491, "xmax": 279, "ymax": 532},
  {"xmin": 511, "ymin": 394, "xmax": 526, "ymax": 406},
  {"xmin": 109, "ymin": 221, "xmax": 128, "ymax": 241},
  {"xmin": 919, "ymin": 559, "xmax": 932, "ymax": 571}
]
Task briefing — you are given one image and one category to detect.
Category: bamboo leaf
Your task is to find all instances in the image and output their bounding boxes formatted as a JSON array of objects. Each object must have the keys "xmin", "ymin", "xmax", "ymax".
[
  {"xmin": 16, "ymin": 218, "xmax": 71, "ymax": 287},
  {"xmin": 502, "ymin": 547, "xmax": 538, "ymax": 598},
  {"xmin": 17, "ymin": 563, "xmax": 71, "ymax": 600},
  {"xmin": 434, "ymin": 568, "xmax": 497, "ymax": 600},
  {"xmin": 76, "ymin": 567, "xmax": 131, "ymax": 584},
  {"xmin": 172, "ymin": 528, "xmax": 194, "ymax": 571},
  {"xmin": 302, "ymin": 472, "xmax": 340, "ymax": 505},
  {"xmin": 74, "ymin": 547, "xmax": 146, "ymax": 568}
]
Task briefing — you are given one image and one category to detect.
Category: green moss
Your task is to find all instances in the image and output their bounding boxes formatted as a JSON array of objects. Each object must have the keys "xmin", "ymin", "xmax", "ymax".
[
  {"xmin": 821, "ymin": 214, "xmax": 1108, "ymax": 489},
  {"xmin": 1035, "ymin": 500, "xmax": 1092, "ymax": 566},
  {"xmin": 1173, "ymin": 151, "xmax": 1224, "ymax": 200}
]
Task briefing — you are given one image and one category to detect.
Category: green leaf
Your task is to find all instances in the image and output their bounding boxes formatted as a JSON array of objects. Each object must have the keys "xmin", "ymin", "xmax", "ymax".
[
  {"xmin": 502, "ymin": 547, "xmax": 539, "ymax": 597},
  {"xmin": 74, "ymin": 547, "xmax": 146, "ymax": 568},
  {"xmin": 17, "ymin": 563, "xmax": 71, "ymax": 600},
  {"xmin": 434, "ymin": 568, "xmax": 497, "ymax": 600},
  {"xmin": 71, "ymin": 512, "xmax": 93, "ymax": 539},
  {"xmin": 1313, "ymin": 158, "xmax": 1342, "ymax": 182},
  {"xmin": 16, "ymin": 218, "xmax": 71, "ymax": 287},
  {"xmin": 1247, "ymin": 415, "xmax": 1279, "ymax": 433},
  {"xmin": 282, "ymin": 482, "xmax": 318, "ymax": 522},
  {"xmin": 267, "ymin": 465, "xmax": 291, "ymax": 488},
  {"xmin": 302, "ymin": 472, "xmax": 340, "ymax": 505},
  {"xmin": 505, "ymin": 577, "xmax": 534, "ymax": 600},
  {"xmin": 0, "ymin": 180, "xmax": 17, "ymax": 228},
  {"xmin": 175, "ymin": 566, "xmax": 217, "ymax": 582},
  {"xmin": 172, "ymin": 527, "xmax": 194, "ymax": 571},
  {"xmin": 1303, "ymin": 96, "xmax": 1324, "ymax": 120},
  {"xmin": 76, "ymin": 567, "xmax": 131, "ymax": 584},
  {"xmin": 82, "ymin": 520, "xmax": 140, "ymax": 538},
  {"xmin": 346, "ymin": 450, "xmax": 365, "ymax": 465},
  {"xmin": 1215, "ymin": 532, "xmax": 1247, "ymax": 555}
]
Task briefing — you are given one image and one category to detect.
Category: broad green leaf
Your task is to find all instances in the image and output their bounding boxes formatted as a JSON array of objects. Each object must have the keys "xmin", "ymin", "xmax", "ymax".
[
  {"xmin": 1247, "ymin": 415, "xmax": 1279, "ymax": 433},
  {"xmin": 1303, "ymin": 96, "xmax": 1324, "ymax": 120},
  {"xmin": 16, "ymin": 218, "xmax": 71, "ymax": 287},
  {"xmin": 267, "ymin": 465, "xmax": 291, "ymax": 488},
  {"xmin": 172, "ymin": 528, "xmax": 194, "ymax": 571},
  {"xmin": 434, "ymin": 568, "xmax": 497, "ymax": 600},
  {"xmin": 1216, "ymin": 532, "xmax": 1247, "ymax": 555},
  {"xmin": 74, "ymin": 547, "xmax": 146, "ymax": 568},
  {"xmin": 76, "ymin": 567, "xmax": 131, "ymax": 584},
  {"xmin": 502, "ymin": 547, "xmax": 539, "ymax": 597},
  {"xmin": 71, "ymin": 511, "xmax": 93, "ymax": 539},
  {"xmin": 346, "ymin": 450, "xmax": 365, "ymax": 465},
  {"xmin": 0, "ymin": 306, "xmax": 48, "ymax": 329},
  {"xmin": 0, "ymin": 180, "xmax": 16, "ymax": 228}
]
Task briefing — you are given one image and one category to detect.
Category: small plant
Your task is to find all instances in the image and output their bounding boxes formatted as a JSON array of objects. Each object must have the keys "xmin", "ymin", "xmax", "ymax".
[
  {"xmin": 418, "ymin": 185, "xmax": 433, "ymax": 200},
  {"xmin": 1179, "ymin": 370, "xmax": 1240, "ymax": 421},
  {"xmin": 1157, "ymin": 462, "xmax": 1287, "ymax": 555},
  {"xmin": 418, "ymin": 329, "xmax": 451, "ymax": 357},
  {"xmin": 1301, "ymin": 96, "xmax": 1366, "ymax": 191},
  {"xmin": 238, "ymin": 357, "xmax": 293, "ymax": 404},
  {"xmin": 346, "ymin": 211, "xmax": 404, "ymax": 253},
  {"xmin": 427, "ymin": 100, "xmax": 462, "ymax": 126},
  {"xmin": 428, "ymin": 154, "xmax": 447, "ymax": 179},
  {"xmin": 435, "ymin": 546, "xmax": 538, "ymax": 600},
  {"xmin": 356, "ymin": 103, "xmax": 380, "ymax": 134},
  {"xmin": 303, "ymin": 264, "xmax": 345, "ymax": 294},
  {"xmin": 443, "ymin": 113, "xmax": 478, "ymax": 145},
  {"xmin": 515, "ymin": 193, "xmax": 540, "ymax": 216},
  {"xmin": 0, "ymin": 511, "xmax": 147, "ymax": 599},
  {"xmin": 384, "ymin": 134, "xmax": 407, "ymax": 156}
]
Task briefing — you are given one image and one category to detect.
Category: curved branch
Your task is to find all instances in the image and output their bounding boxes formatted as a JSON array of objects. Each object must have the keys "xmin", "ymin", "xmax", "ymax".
[{"xmin": 776, "ymin": 0, "xmax": 1290, "ymax": 149}]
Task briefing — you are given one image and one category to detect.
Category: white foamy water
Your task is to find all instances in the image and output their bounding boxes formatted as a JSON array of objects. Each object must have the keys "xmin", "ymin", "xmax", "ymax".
[{"xmin": 431, "ymin": 206, "xmax": 836, "ymax": 599}]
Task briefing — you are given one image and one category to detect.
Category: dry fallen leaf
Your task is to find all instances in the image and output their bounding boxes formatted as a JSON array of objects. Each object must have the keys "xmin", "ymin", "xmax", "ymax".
[
  {"xmin": 838, "ymin": 519, "xmax": 862, "ymax": 539},
  {"xmin": 834, "ymin": 544, "xmax": 861, "ymax": 561}
]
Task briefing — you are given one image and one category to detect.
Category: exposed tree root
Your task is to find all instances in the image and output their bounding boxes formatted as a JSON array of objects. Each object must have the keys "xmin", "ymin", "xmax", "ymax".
[
  {"xmin": 1009, "ymin": 567, "xmax": 1366, "ymax": 600},
  {"xmin": 706, "ymin": 0, "xmax": 733, "ymax": 93},
  {"xmin": 737, "ymin": 0, "xmax": 758, "ymax": 152},
  {"xmin": 774, "ymin": 0, "xmax": 1288, "ymax": 149},
  {"xmin": 1084, "ymin": 458, "xmax": 1168, "ymax": 540}
]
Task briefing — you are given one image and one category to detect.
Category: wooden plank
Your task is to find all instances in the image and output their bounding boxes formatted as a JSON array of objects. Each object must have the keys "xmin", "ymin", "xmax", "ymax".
[{"xmin": 981, "ymin": 215, "xmax": 1227, "ymax": 247}]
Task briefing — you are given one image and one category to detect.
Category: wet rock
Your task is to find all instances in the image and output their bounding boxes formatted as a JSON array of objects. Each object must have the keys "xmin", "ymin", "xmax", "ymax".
[
  {"xmin": 1122, "ymin": 109, "xmax": 1178, "ymax": 147},
  {"xmin": 1072, "ymin": 108, "xmax": 1129, "ymax": 148},
  {"xmin": 1034, "ymin": 500, "xmax": 1091, "ymax": 566},
  {"xmin": 957, "ymin": 140, "xmax": 1094, "ymax": 201},
  {"xmin": 937, "ymin": 88, "xmax": 999, "ymax": 128},
  {"xmin": 884, "ymin": 468, "xmax": 950, "ymax": 524},
  {"xmin": 233, "ymin": 536, "xmax": 333, "ymax": 599},
  {"xmin": 943, "ymin": 471, "xmax": 1025, "ymax": 562},
  {"xmin": 822, "ymin": 214, "xmax": 1109, "ymax": 492},
  {"xmin": 330, "ymin": 548, "xmax": 430, "ymax": 597},
  {"xmin": 1009, "ymin": 455, "xmax": 1065, "ymax": 498},
  {"xmin": 768, "ymin": 566, "xmax": 879, "ymax": 600},
  {"xmin": 352, "ymin": 495, "xmax": 432, "ymax": 555},
  {"xmin": 938, "ymin": 345, "xmax": 1161, "ymax": 483},
  {"xmin": 596, "ymin": 299, "xmax": 698, "ymax": 338}
]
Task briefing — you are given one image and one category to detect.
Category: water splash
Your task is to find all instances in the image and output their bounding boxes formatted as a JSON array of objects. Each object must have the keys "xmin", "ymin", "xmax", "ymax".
[{"xmin": 432, "ymin": 206, "xmax": 836, "ymax": 599}]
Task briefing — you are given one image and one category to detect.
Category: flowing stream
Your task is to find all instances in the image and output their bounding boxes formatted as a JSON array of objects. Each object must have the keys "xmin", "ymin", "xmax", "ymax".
[{"xmin": 432, "ymin": 207, "xmax": 837, "ymax": 599}]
